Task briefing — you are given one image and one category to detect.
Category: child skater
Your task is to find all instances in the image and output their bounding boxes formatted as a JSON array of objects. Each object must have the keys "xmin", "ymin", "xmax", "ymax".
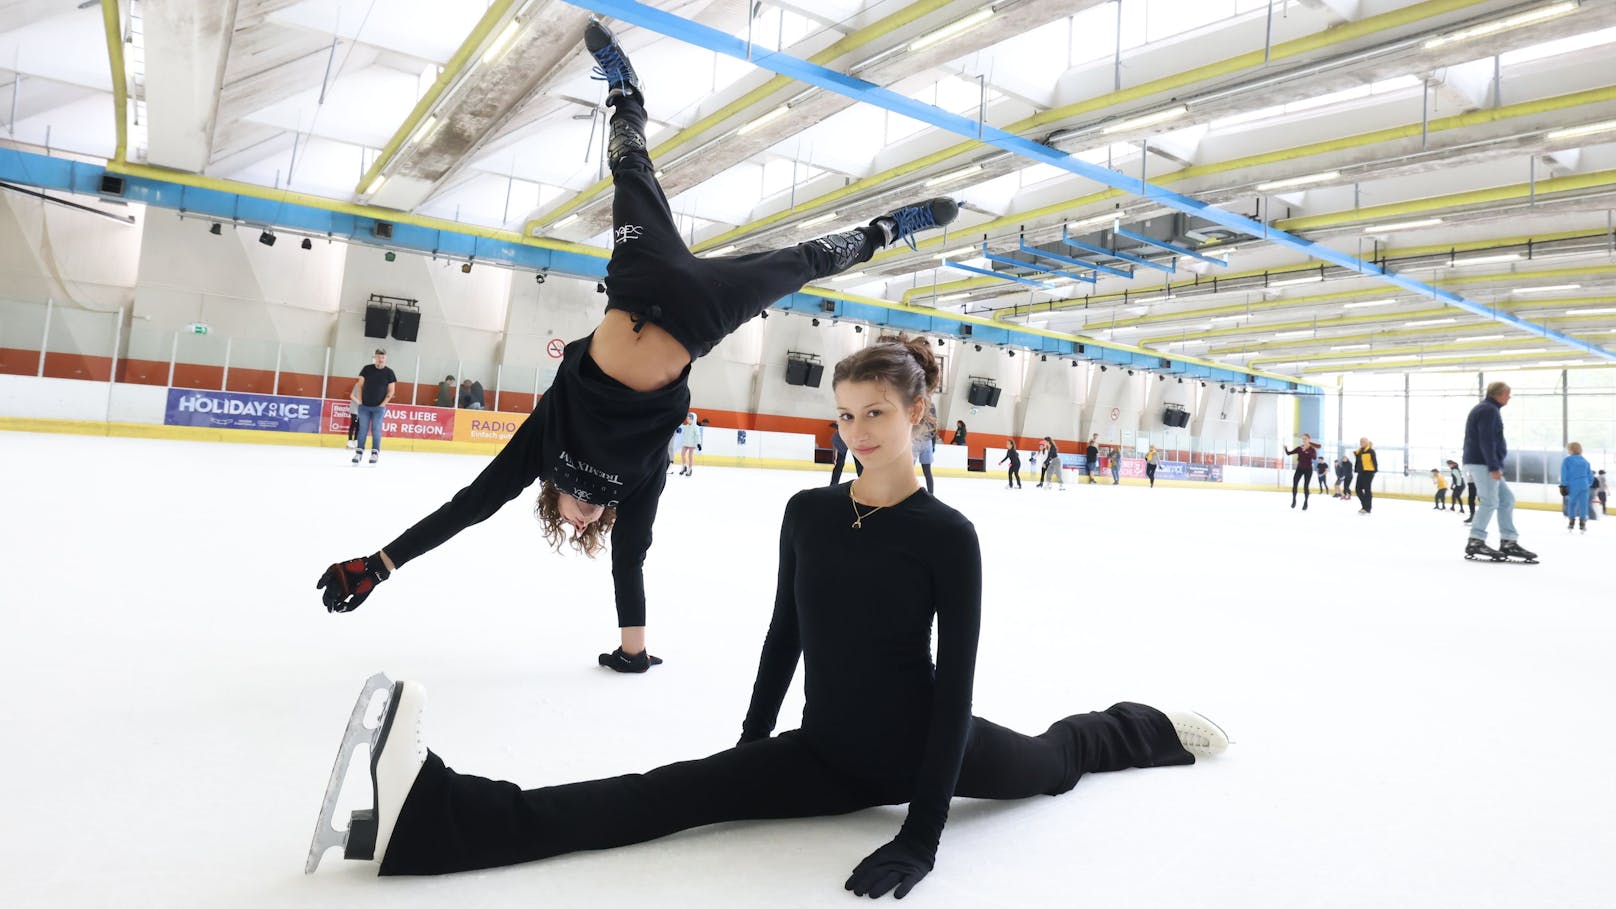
[
  {"xmin": 998, "ymin": 440, "xmax": 1022, "ymax": 488},
  {"xmin": 314, "ymin": 20, "xmax": 959, "ymax": 672},
  {"xmin": 1431, "ymin": 468, "xmax": 1448, "ymax": 510},
  {"xmin": 308, "ymin": 337, "xmax": 1228, "ymax": 897},
  {"xmin": 1562, "ymin": 442, "xmax": 1593, "ymax": 532},
  {"xmin": 676, "ymin": 411, "xmax": 701, "ymax": 476},
  {"xmin": 1447, "ymin": 461, "xmax": 1465, "ymax": 512}
]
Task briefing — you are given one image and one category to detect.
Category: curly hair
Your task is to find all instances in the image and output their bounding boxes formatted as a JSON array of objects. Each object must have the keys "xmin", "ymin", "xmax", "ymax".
[{"xmin": 534, "ymin": 480, "xmax": 617, "ymax": 558}]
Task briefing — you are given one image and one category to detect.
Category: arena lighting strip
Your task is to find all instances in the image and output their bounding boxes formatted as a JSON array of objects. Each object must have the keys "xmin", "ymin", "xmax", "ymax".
[{"xmin": 569, "ymin": 0, "xmax": 1616, "ymax": 364}]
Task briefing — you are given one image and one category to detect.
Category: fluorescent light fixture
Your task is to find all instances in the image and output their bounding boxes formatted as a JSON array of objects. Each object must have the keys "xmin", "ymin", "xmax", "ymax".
[
  {"xmin": 1512, "ymin": 348, "xmax": 1551, "ymax": 354},
  {"xmin": 935, "ymin": 247, "xmax": 980, "ymax": 260},
  {"xmin": 1256, "ymin": 171, "xmax": 1340, "ymax": 192},
  {"xmin": 705, "ymin": 245, "xmax": 739, "ymax": 257},
  {"xmin": 1453, "ymin": 253, "xmax": 1522, "ymax": 266},
  {"xmin": 1468, "ymin": 334, "xmax": 1507, "ymax": 341},
  {"xmin": 1269, "ymin": 274, "xmax": 1324, "ymax": 288},
  {"xmin": 1101, "ymin": 105, "xmax": 1189, "ymax": 135},
  {"xmin": 1572, "ymin": 307, "xmax": 1616, "ymax": 315},
  {"xmin": 830, "ymin": 271, "xmax": 867, "ymax": 282},
  {"xmin": 1273, "ymin": 330, "xmax": 1315, "ymax": 338},
  {"xmin": 1343, "ymin": 299, "xmax": 1396, "ymax": 309},
  {"xmin": 553, "ymin": 214, "xmax": 580, "ymax": 229},
  {"xmin": 1362, "ymin": 218, "xmax": 1442, "ymax": 232},
  {"xmin": 1068, "ymin": 212, "xmax": 1123, "ymax": 230},
  {"xmin": 1423, "ymin": 3, "xmax": 1580, "ymax": 50},
  {"xmin": 406, "ymin": 115, "xmax": 440, "ymax": 147},
  {"xmin": 1404, "ymin": 317, "xmax": 1458, "ymax": 326},
  {"xmin": 908, "ymin": 6, "xmax": 996, "ymax": 52},
  {"xmin": 1547, "ymin": 119, "xmax": 1616, "ymax": 141},
  {"xmin": 1515, "ymin": 284, "xmax": 1581, "ymax": 293},
  {"xmin": 798, "ymin": 211, "xmax": 840, "ymax": 228},
  {"xmin": 924, "ymin": 165, "xmax": 982, "ymax": 188},
  {"xmin": 737, "ymin": 106, "xmax": 791, "ymax": 136},
  {"xmin": 1331, "ymin": 344, "xmax": 1371, "ymax": 351},
  {"xmin": 1535, "ymin": 360, "xmax": 1571, "ymax": 367},
  {"xmin": 1128, "ymin": 295, "xmax": 1171, "ymax": 305},
  {"xmin": 364, "ymin": 175, "xmax": 387, "ymax": 196},
  {"xmin": 480, "ymin": 20, "xmax": 523, "ymax": 65},
  {"xmin": 1209, "ymin": 315, "xmax": 1244, "ymax": 322},
  {"xmin": 937, "ymin": 292, "xmax": 972, "ymax": 302}
]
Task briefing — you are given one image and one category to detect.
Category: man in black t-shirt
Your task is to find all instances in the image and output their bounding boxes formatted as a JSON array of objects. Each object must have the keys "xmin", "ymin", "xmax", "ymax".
[
  {"xmin": 1084, "ymin": 435, "xmax": 1100, "ymax": 484},
  {"xmin": 349, "ymin": 349, "xmax": 397, "ymax": 465}
]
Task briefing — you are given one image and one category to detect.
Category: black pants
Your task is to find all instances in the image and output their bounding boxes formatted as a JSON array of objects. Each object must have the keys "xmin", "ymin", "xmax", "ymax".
[
  {"xmin": 1450, "ymin": 483, "xmax": 1463, "ymax": 510},
  {"xmin": 1006, "ymin": 464, "xmax": 1021, "ymax": 487},
  {"xmin": 1291, "ymin": 467, "xmax": 1311, "ymax": 503},
  {"xmin": 1316, "ymin": 472, "xmax": 1329, "ymax": 494},
  {"xmin": 1467, "ymin": 483, "xmax": 1477, "ymax": 514},
  {"xmin": 602, "ymin": 96, "xmax": 877, "ymax": 360},
  {"xmin": 829, "ymin": 450, "xmax": 863, "ymax": 486},
  {"xmin": 1356, "ymin": 471, "xmax": 1376, "ymax": 511},
  {"xmin": 1145, "ymin": 463, "xmax": 1156, "ymax": 487},
  {"xmin": 379, "ymin": 703, "xmax": 1193, "ymax": 876},
  {"xmin": 919, "ymin": 463, "xmax": 935, "ymax": 494},
  {"xmin": 1434, "ymin": 489, "xmax": 1447, "ymax": 507}
]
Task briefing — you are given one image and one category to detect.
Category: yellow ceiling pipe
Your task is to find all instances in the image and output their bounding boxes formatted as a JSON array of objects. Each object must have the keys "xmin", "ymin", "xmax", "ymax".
[
  {"xmin": 701, "ymin": 0, "xmax": 1497, "ymax": 253},
  {"xmin": 99, "ymin": 0, "xmax": 127, "ymax": 164},
  {"xmin": 355, "ymin": 0, "xmax": 522, "ymax": 197},
  {"xmin": 526, "ymin": 0, "xmax": 963, "ymax": 234},
  {"xmin": 1140, "ymin": 306, "xmax": 1459, "ymax": 345}
]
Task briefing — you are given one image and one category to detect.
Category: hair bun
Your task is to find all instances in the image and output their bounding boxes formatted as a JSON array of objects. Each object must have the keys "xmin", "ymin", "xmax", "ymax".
[{"xmin": 901, "ymin": 336, "xmax": 942, "ymax": 394}]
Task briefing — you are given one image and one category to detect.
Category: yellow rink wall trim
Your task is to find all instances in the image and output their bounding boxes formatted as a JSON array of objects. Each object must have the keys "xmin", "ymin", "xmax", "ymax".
[{"xmin": 0, "ymin": 417, "xmax": 1571, "ymax": 511}]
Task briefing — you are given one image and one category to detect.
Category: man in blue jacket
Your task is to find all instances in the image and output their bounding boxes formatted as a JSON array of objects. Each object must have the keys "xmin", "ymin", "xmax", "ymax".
[{"xmin": 1462, "ymin": 382, "xmax": 1537, "ymax": 561}]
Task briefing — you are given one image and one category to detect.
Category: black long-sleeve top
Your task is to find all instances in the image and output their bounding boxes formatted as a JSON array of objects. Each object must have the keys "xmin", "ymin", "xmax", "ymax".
[
  {"xmin": 384, "ymin": 335, "xmax": 688, "ymax": 627},
  {"xmin": 998, "ymin": 447, "xmax": 1020, "ymax": 467},
  {"xmin": 741, "ymin": 484, "xmax": 981, "ymax": 865}
]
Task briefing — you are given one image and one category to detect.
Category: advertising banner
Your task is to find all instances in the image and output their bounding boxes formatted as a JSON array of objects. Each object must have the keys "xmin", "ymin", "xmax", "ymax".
[
  {"xmin": 1120, "ymin": 457, "xmax": 1147, "ymax": 479},
  {"xmin": 1149, "ymin": 460, "xmax": 1220, "ymax": 482},
  {"xmin": 452, "ymin": 410, "xmax": 530, "ymax": 445},
  {"xmin": 320, "ymin": 400, "xmax": 456, "ymax": 441},
  {"xmin": 165, "ymin": 389, "xmax": 321, "ymax": 433}
]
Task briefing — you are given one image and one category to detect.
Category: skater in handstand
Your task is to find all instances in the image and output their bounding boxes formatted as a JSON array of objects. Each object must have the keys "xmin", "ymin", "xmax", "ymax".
[
  {"xmin": 308, "ymin": 338, "xmax": 1228, "ymax": 896},
  {"xmin": 315, "ymin": 19, "xmax": 959, "ymax": 672}
]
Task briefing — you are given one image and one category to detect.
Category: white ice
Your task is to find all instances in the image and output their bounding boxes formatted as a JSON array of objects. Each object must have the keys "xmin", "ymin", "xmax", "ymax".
[{"xmin": 1, "ymin": 431, "xmax": 1612, "ymax": 908}]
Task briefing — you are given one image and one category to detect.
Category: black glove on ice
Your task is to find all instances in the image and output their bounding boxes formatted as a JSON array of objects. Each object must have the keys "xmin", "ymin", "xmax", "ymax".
[
  {"xmin": 845, "ymin": 838, "xmax": 933, "ymax": 900},
  {"xmin": 317, "ymin": 553, "xmax": 390, "ymax": 613}
]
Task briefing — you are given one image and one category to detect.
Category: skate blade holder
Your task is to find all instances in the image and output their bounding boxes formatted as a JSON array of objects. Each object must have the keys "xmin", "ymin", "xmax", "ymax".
[{"xmin": 305, "ymin": 672, "xmax": 393, "ymax": 874}]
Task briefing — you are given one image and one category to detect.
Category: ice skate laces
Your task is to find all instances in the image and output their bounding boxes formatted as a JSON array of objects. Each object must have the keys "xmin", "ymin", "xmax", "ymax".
[{"xmin": 889, "ymin": 201, "xmax": 946, "ymax": 251}]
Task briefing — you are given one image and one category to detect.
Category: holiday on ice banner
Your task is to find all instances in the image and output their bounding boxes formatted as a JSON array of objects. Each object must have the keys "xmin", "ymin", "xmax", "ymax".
[
  {"xmin": 320, "ymin": 400, "xmax": 456, "ymax": 441},
  {"xmin": 165, "ymin": 389, "xmax": 322, "ymax": 433}
]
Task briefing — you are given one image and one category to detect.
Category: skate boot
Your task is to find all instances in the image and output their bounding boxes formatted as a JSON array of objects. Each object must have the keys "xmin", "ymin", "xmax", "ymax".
[
  {"xmin": 369, "ymin": 450, "xmax": 379, "ymax": 465},
  {"xmin": 599, "ymin": 646, "xmax": 664, "ymax": 673},
  {"xmin": 1163, "ymin": 710, "xmax": 1229, "ymax": 758},
  {"xmin": 871, "ymin": 197, "xmax": 960, "ymax": 251},
  {"xmin": 1464, "ymin": 537, "xmax": 1503, "ymax": 561},
  {"xmin": 1498, "ymin": 540, "xmax": 1538, "ymax": 562},
  {"xmin": 1579, "ymin": 518, "xmax": 1587, "ymax": 532},
  {"xmin": 351, "ymin": 449, "xmax": 362, "ymax": 465},
  {"xmin": 585, "ymin": 18, "xmax": 641, "ymax": 104},
  {"xmin": 305, "ymin": 674, "xmax": 428, "ymax": 873},
  {"xmin": 1569, "ymin": 518, "xmax": 1577, "ymax": 531}
]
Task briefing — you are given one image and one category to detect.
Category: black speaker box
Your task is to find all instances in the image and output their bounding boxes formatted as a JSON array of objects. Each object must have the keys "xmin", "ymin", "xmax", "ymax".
[
  {"xmin": 966, "ymin": 384, "xmax": 988, "ymax": 406},
  {"xmin": 802, "ymin": 362, "xmax": 824, "ymax": 388},
  {"xmin": 364, "ymin": 304, "xmax": 392, "ymax": 339},
  {"xmin": 99, "ymin": 174, "xmax": 125, "ymax": 196},
  {"xmin": 785, "ymin": 359, "xmax": 808, "ymax": 386},
  {"xmin": 391, "ymin": 308, "xmax": 421, "ymax": 342},
  {"xmin": 985, "ymin": 385, "xmax": 1002, "ymax": 407},
  {"xmin": 373, "ymin": 221, "xmax": 394, "ymax": 239}
]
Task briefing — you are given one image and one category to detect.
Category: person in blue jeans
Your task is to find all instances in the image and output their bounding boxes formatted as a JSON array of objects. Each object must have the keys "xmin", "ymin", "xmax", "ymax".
[
  {"xmin": 1561, "ymin": 441, "xmax": 1593, "ymax": 532},
  {"xmin": 1462, "ymin": 382, "xmax": 1536, "ymax": 561},
  {"xmin": 349, "ymin": 349, "xmax": 396, "ymax": 466}
]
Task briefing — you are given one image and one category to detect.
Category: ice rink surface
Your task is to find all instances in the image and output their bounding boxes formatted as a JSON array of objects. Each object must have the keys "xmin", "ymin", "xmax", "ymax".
[{"xmin": 2, "ymin": 430, "xmax": 1612, "ymax": 908}]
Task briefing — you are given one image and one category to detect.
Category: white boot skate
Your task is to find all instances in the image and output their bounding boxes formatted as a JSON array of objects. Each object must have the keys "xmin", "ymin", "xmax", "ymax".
[
  {"xmin": 305, "ymin": 673, "xmax": 427, "ymax": 873},
  {"xmin": 1164, "ymin": 710, "xmax": 1230, "ymax": 758}
]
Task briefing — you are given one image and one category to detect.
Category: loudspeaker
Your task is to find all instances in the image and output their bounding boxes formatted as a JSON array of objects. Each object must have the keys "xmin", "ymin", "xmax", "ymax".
[
  {"xmin": 1163, "ymin": 407, "xmax": 1189, "ymax": 427},
  {"xmin": 785, "ymin": 359, "xmax": 809, "ymax": 386},
  {"xmin": 985, "ymin": 385, "xmax": 1002, "ymax": 407},
  {"xmin": 364, "ymin": 304, "xmax": 392, "ymax": 339},
  {"xmin": 98, "ymin": 174, "xmax": 125, "ymax": 196},
  {"xmin": 372, "ymin": 221, "xmax": 394, "ymax": 240},
  {"xmin": 391, "ymin": 308, "xmax": 421, "ymax": 342},
  {"xmin": 966, "ymin": 384, "xmax": 988, "ymax": 406},
  {"xmin": 802, "ymin": 362, "xmax": 824, "ymax": 388}
]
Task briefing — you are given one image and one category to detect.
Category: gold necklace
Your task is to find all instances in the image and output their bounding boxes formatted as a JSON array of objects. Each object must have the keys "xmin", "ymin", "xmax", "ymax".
[{"xmin": 849, "ymin": 485, "xmax": 886, "ymax": 529}]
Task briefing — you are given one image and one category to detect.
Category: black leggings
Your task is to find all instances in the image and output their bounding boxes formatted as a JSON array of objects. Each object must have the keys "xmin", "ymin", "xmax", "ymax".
[
  {"xmin": 1291, "ymin": 467, "xmax": 1312, "ymax": 502},
  {"xmin": 1145, "ymin": 463, "xmax": 1157, "ymax": 487},
  {"xmin": 919, "ymin": 462, "xmax": 935, "ymax": 494},
  {"xmin": 1356, "ymin": 471, "xmax": 1376, "ymax": 511},
  {"xmin": 1006, "ymin": 464, "xmax": 1021, "ymax": 487},
  {"xmin": 829, "ymin": 450, "xmax": 863, "ymax": 486},
  {"xmin": 602, "ymin": 96, "xmax": 876, "ymax": 360},
  {"xmin": 378, "ymin": 703, "xmax": 1193, "ymax": 876}
]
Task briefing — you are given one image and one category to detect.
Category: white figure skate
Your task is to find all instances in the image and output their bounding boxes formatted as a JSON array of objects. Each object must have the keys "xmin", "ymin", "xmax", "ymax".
[
  {"xmin": 304, "ymin": 673, "xmax": 426, "ymax": 873},
  {"xmin": 1164, "ymin": 710, "xmax": 1230, "ymax": 758}
]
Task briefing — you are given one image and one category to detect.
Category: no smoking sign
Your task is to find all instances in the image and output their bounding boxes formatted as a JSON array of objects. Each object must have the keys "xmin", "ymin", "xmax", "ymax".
[{"xmin": 546, "ymin": 338, "xmax": 566, "ymax": 359}]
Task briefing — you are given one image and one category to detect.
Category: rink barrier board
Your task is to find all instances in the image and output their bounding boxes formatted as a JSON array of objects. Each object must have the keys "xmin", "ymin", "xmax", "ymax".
[{"xmin": 0, "ymin": 415, "xmax": 1577, "ymax": 510}]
